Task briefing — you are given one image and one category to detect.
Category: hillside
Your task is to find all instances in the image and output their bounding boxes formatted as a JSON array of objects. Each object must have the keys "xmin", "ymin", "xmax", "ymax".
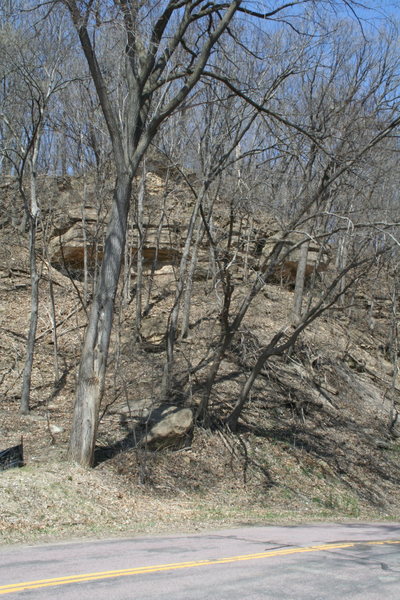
[{"xmin": 0, "ymin": 170, "xmax": 399, "ymax": 546}]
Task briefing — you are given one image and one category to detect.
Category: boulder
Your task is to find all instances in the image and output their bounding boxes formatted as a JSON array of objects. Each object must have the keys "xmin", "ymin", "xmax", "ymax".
[{"xmin": 143, "ymin": 406, "xmax": 193, "ymax": 449}]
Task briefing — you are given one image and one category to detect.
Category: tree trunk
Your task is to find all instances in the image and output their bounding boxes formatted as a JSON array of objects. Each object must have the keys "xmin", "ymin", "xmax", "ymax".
[
  {"xmin": 144, "ymin": 194, "xmax": 167, "ymax": 316},
  {"xmin": 242, "ymin": 216, "xmax": 253, "ymax": 283},
  {"xmin": 336, "ymin": 234, "xmax": 348, "ymax": 307},
  {"xmin": 82, "ymin": 183, "xmax": 89, "ymax": 306},
  {"xmin": 196, "ymin": 240, "xmax": 286, "ymax": 420},
  {"xmin": 48, "ymin": 278, "xmax": 60, "ymax": 383},
  {"xmin": 135, "ymin": 165, "xmax": 145, "ymax": 338},
  {"xmin": 388, "ymin": 271, "xmax": 399, "ymax": 432},
  {"xmin": 20, "ymin": 213, "xmax": 39, "ymax": 415},
  {"xmin": 68, "ymin": 172, "xmax": 132, "ymax": 467},
  {"xmin": 180, "ymin": 220, "xmax": 204, "ymax": 339},
  {"xmin": 162, "ymin": 186, "xmax": 206, "ymax": 398},
  {"xmin": 225, "ymin": 331, "xmax": 285, "ymax": 432},
  {"xmin": 20, "ymin": 159, "xmax": 40, "ymax": 415},
  {"xmin": 291, "ymin": 239, "xmax": 310, "ymax": 325},
  {"xmin": 196, "ymin": 276, "xmax": 234, "ymax": 422}
]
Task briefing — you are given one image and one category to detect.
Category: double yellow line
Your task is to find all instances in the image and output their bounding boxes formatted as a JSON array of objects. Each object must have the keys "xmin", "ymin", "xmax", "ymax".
[{"xmin": 1, "ymin": 540, "xmax": 399, "ymax": 595}]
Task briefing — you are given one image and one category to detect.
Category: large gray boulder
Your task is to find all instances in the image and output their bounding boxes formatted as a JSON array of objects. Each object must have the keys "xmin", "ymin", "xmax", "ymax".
[{"xmin": 143, "ymin": 406, "xmax": 193, "ymax": 449}]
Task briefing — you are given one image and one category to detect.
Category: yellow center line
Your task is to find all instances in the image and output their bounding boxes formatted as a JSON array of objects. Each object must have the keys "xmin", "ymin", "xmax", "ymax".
[{"xmin": 0, "ymin": 539, "xmax": 399, "ymax": 595}]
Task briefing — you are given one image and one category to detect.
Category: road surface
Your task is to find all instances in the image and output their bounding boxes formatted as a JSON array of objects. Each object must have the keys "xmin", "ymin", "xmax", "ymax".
[{"xmin": 1, "ymin": 523, "xmax": 400, "ymax": 598}]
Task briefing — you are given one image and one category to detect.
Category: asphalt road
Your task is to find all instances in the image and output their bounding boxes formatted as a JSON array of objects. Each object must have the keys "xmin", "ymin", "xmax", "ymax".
[{"xmin": 1, "ymin": 523, "xmax": 400, "ymax": 599}]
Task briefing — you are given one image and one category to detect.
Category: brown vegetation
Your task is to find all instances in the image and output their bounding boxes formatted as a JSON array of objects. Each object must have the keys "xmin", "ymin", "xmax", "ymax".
[
  {"xmin": 0, "ymin": 174, "xmax": 399, "ymax": 545},
  {"xmin": 1, "ymin": 0, "xmax": 400, "ymax": 544}
]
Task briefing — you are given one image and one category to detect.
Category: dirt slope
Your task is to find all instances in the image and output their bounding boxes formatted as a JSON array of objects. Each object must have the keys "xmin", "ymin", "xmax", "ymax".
[{"xmin": 0, "ymin": 174, "xmax": 399, "ymax": 545}]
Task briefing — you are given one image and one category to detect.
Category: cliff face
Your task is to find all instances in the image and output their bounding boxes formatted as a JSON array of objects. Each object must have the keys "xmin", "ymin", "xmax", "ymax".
[
  {"xmin": 42, "ymin": 172, "xmax": 328, "ymax": 286},
  {"xmin": 0, "ymin": 170, "xmax": 399, "ymax": 544}
]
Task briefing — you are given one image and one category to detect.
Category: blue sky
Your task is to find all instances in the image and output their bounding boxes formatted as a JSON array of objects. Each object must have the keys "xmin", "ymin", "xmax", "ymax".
[{"xmin": 350, "ymin": 1, "xmax": 399, "ymax": 20}]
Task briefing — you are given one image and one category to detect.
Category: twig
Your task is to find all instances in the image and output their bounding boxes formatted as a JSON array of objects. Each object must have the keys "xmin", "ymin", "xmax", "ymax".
[{"xmin": 35, "ymin": 303, "xmax": 84, "ymax": 342}]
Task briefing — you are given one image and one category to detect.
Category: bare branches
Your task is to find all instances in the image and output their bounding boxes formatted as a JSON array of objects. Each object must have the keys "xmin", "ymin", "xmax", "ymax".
[
  {"xmin": 64, "ymin": 0, "xmax": 126, "ymax": 165},
  {"xmin": 146, "ymin": 0, "xmax": 241, "ymax": 132}
]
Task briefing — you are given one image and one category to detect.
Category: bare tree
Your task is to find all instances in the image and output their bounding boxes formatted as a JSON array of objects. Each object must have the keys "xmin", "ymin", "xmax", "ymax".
[
  {"xmin": 17, "ymin": 0, "xmax": 393, "ymax": 465},
  {"xmin": 195, "ymin": 20, "xmax": 400, "ymax": 420},
  {"xmin": 0, "ymin": 13, "xmax": 71, "ymax": 413},
  {"xmin": 62, "ymin": 0, "xmax": 258, "ymax": 466},
  {"xmin": 160, "ymin": 80, "xmax": 266, "ymax": 399},
  {"xmin": 225, "ymin": 245, "xmax": 386, "ymax": 431}
]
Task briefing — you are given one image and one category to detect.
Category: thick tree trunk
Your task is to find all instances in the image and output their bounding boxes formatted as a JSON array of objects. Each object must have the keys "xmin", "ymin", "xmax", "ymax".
[{"xmin": 68, "ymin": 172, "xmax": 132, "ymax": 467}]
